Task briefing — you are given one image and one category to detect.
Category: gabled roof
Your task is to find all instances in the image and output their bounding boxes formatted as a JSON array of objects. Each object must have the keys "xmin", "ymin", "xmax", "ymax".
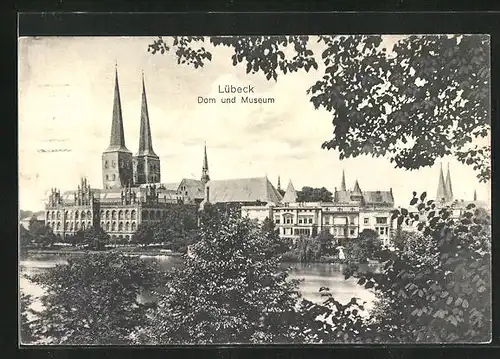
[
  {"xmin": 363, "ymin": 191, "xmax": 394, "ymax": 205},
  {"xmin": 179, "ymin": 178, "xmax": 205, "ymax": 200},
  {"xmin": 282, "ymin": 180, "xmax": 298, "ymax": 203},
  {"xmin": 205, "ymin": 177, "xmax": 282, "ymax": 204}
]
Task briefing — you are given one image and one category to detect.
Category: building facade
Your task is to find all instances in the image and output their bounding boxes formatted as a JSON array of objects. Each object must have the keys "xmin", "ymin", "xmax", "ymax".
[
  {"xmin": 45, "ymin": 68, "xmax": 209, "ymax": 241},
  {"xmin": 240, "ymin": 174, "xmax": 395, "ymax": 247}
]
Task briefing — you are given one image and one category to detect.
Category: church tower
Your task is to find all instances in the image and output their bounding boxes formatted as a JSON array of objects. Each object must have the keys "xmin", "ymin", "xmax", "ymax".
[
  {"xmin": 444, "ymin": 163, "xmax": 454, "ymax": 203},
  {"xmin": 133, "ymin": 72, "xmax": 161, "ymax": 185},
  {"xmin": 102, "ymin": 66, "xmax": 133, "ymax": 189},
  {"xmin": 201, "ymin": 142, "xmax": 210, "ymax": 185},
  {"xmin": 436, "ymin": 163, "xmax": 447, "ymax": 203}
]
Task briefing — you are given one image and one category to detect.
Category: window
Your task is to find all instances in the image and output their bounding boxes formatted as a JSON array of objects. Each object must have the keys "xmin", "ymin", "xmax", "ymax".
[
  {"xmin": 324, "ymin": 217, "xmax": 330, "ymax": 225},
  {"xmin": 308, "ymin": 218, "xmax": 313, "ymax": 224},
  {"xmin": 112, "ymin": 174, "xmax": 116, "ymax": 181},
  {"xmin": 350, "ymin": 207, "xmax": 356, "ymax": 211},
  {"xmin": 350, "ymin": 229, "xmax": 355, "ymax": 235},
  {"xmin": 376, "ymin": 217, "xmax": 387, "ymax": 224},
  {"xmin": 364, "ymin": 218, "xmax": 369, "ymax": 225},
  {"xmin": 274, "ymin": 217, "xmax": 280, "ymax": 224},
  {"xmin": 298, "ymin": 218, "xmax": 303, "ymax": 224},
  {"xmin": 105, "ymin": 161, "xmax": 109, "ymax": 168},
  {"xmin": 112, "ymin": 161, "xmax": 116, "ymax": 168},
  {"xmin": 337, "ymin": 207, "xmax": 342, "ymax": 212}
]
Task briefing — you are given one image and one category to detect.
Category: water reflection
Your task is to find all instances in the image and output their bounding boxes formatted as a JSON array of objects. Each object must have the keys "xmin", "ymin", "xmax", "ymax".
[{"xmin": 20, "ymin": 255, "xmax": 377, "ymax": 310}]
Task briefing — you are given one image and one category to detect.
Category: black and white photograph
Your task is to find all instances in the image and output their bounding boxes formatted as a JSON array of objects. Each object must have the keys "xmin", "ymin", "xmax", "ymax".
[{"xmin": 18, "ymin": 34, "xmax": 491, "ymax": 345}]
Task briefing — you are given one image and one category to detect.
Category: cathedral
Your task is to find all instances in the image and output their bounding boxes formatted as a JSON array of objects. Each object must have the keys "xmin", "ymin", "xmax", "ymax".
[{"xmin": 44, "ymin": 68, "xmax": 210, "ymax": 241}]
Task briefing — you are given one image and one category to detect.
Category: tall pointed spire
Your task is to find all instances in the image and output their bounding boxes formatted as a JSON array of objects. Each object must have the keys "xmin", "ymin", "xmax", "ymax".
[
  {"xmin": 340, "ymin": 170, "xmax": 346, "ymax": 191},
  {"xmin": 436, "ymin": 163, "xmax": 447, "ymax": 202},
  {"xmin": 445, "ymin": 163, "xmax": 454, "ymax": 202},
  {"xmin": 282, "ymin": 180, "xmax": 298, "ymax": 203},
  {"xmin": 201, "ymin": 142, "xmax": 210, "ymax": 184},
  {"xmin": 137, "ymin": 71, "xmax": 157, "ymax": 157},
  {"xmin": 353, "ymin": 180, "xmax": 362, "ymax": 195},
  {"xmin": 107, "ymin": 65, "xmax": 128, "ymax": 151},
  {"xmin": 277, "ymin": 176, "xmax": 281, "ymax": 191},
  {"xmin": 473, "ymin": 189, "xmax": 477, "ymax": 201}
]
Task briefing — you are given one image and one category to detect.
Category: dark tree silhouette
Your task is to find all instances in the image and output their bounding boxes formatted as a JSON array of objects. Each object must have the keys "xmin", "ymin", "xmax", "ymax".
[{"xmin": 148, "ymin": 35, "xmax": 490, "ymax": 182}]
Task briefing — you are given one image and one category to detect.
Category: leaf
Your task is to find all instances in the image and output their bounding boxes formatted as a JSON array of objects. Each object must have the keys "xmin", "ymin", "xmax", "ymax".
[
  {"xmin": 410, "ymin": 198, "xmax": 418, "ymax": 206},
  {"xmin": 420, "ymin": 192, "xmax": 427, "ymax": 201}
]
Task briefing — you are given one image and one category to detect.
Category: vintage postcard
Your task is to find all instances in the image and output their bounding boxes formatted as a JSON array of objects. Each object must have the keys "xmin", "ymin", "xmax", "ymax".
[{"xmin": 19, "ymin": 35, "xmax": 491, "ymax": 345}]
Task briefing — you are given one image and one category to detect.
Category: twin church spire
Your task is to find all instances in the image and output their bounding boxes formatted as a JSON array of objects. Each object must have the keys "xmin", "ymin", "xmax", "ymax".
[
  {"xmin": 436, "ymin": 163, "xmax": 454, "ymax": 203},
  {"xmin": 103, "ymin": 66, "xmax": 209, "ymax": 188}
]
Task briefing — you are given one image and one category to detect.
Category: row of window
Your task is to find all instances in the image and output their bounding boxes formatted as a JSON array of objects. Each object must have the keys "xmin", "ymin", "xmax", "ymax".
[
  {"xmin": 47, "ymin": 210, "xmax": 92, "ymax": 220},
  {"xmin": 375, "ymin": 226, "xmax": 389, "ymax": 236},
  {"xmin": 104, "ymin": 160, "xmax": 131, "ymax": 169}
]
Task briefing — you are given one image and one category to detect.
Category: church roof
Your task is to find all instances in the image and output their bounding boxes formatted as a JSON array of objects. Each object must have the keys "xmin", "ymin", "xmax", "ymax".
[
  {"xmin": 136, "ymin": 73, "xmax": 157, "ymax": 157},
  {"xmin": 282, "ymin": 180, "xmax": 298, "ymax": 203},
  {"xmin": 179, "ymin": 178, "xmax": 205, "ymax": 200},
  {"xmin": 105, "ymin": 67, "xmax": 130, "ymax": 153},
  {"xmin": 205, "ymin": 177, "xmax": 282, "ymax": 204}
]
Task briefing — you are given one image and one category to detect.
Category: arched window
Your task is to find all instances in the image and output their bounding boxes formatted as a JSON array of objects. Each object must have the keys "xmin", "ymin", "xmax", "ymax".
[
  {"xmin": 106, "ymin": 210, "xmax": 110, "ymax": 220},
  {"xmin": 106, "ymin": 222, "xmax": 110, "ymax": 231},
  {"xmin": 65, "ymin": 222, "xmax": 69, "ymax": 230},
  {"xmin": 87, "ymin": 221, "xmax": 91, "ymax": 228},
  {"xmin": 101, "ymin": 221, "xmax": 105, "ymax": 228},
  {"xmin": 125, "ymin": 222, "xmax": 130, "ymax": 231},
  {"xmin": 131, "ymin": 210, "xmax": 136, "ymax": 220},
  {"xmin": 51, "ymin": 212, "xmax": 55, "ymax": 220},
  {"xmin": 118, "ymin": 222, "xmax": 123, "ymax": 231},
  {"xmin": 74, "ymin": 212, "xmax": 79, "ymax": 220},
  {"xmin": 112, "ymin": 211, "xmax": 116, "ymax": 220},
  {"xmin": 56, "ymin": 222, "xmax": 61, "ymax": 230},
  {"xmin": 112, "ymin": 174, "xmax": 116, "ymax": 181},
  {"xmin": 81, "ymin": 222, "xmax": 86, "ymax": 230},
  {"xmin": 118, "ymin": 210, "xmax": 123, "ymax": 220},
  {"xmin": 111, "ymin": 222, "xmax": 116, "ymax": 231},
  {"xmin": 70, "ymin": 222, "xmax": 74, "ymax": 231},
  {"xmin": 81, "ymin": 211, "xmax": 86, "ymax": 220},
  {"xmin": 131, "ymin": 222, "xmax": 136, "ymax": 231},
  {"xmin": 75, "ymin": 222, "xmax": 79, "ymax": 230},
  {"xmin": 46, "ymin": 212, "xmax": 50, "ymax": 220},
  {"xmin": 125, "ymin": 210, "xmax": 130, "ymax": 220},
  {"xmin": 87, "ymin": 210, "xmax": 92, "ymax": 219},
  {"xmin": 106, "ymin": 174, "xmax": 109, "ymax": 180}
]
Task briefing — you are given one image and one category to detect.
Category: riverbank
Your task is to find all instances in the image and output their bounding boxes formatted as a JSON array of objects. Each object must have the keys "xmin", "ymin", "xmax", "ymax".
[{"xmin": 24, "ymin": 248, "xmax": 184, "ymax": 259}]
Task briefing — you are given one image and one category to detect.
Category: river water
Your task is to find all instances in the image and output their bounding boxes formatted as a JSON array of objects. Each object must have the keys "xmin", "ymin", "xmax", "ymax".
[{"xmin": 19, "ymin": 255, "xmax": 377, "ymax": 313}]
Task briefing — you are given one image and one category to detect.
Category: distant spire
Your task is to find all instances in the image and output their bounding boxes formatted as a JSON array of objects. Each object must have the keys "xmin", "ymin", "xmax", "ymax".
[
  {"xmin": 436, "ymin": 163, "xmax": 447, "ymax": 202},
  {"xmin": 282, "ymin": 180, "xmax": 298, "ymax": 203},
  {"xmin": 201, "ymin": 142, "xmax": 210, "ymax": 184},
  {"xmin": 107, "ymin": 66, "xmax": 128, "ymax": 151},
  {"xmin": 353, "ymin": 180, "xmax": 362, "ymax": 194},
  {"xmin": 340, "ymin": 170, "xmax": 346, "ymax": 191},
  {"xmin": 445, "ymin": 163, "xmax": 454, "ymax": 202},
  {"xmin": 137, "ymin": 72, "xmax": 157, "ymax": 157},
  {"xmin": 474, "ymin": 189, "xmax": 477, "ymax": 201},
  {"xmin": 277, "ymin": 176, "xmax": 281, "ymax": 191}
]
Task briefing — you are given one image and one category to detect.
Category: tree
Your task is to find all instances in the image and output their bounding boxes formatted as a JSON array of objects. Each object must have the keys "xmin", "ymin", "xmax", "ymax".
[
  {"xmin": 141, "ymin": 207, "xmax": 310, "ymax": 344},
  {"xmin": 131, "ymin": 223, "xmax": 154, "ymax": 245},
  {"xmin": 20, "ymin": 225, "xmax": 33, "ymax": 255},
  {"xmin": 152, "ymin": 205, "xmax": 199, "ymax": 251},
  {"xmin": 296, "ymin": 186, "xmax": 333, "ymax": 202},
  {"xmin": 28, "ymin": 219, "xmax": 56, "ymax": 248},
  {"xmin": 261, "ymin": 217, "xmax": 289, "ymax": 257},
  {"xmin": 20, "ymin": 292, "xmax": 36, "ymax": 344},
  {"xmin": 148, "ymin": 35, "xmax": 490, "ymax": 182},
  {"xmin": 81, "ymin": 226, "xmax": 109, "ymax": 250},
  {"xmin": 343, "ymin": 192, "xmax": 491, "ymax": 343},
  {"xmin": 316, "ymin": 229, "xmax": 336, "ymax": 256},
  {"xmin": 343, "ymin": 229, "xmax": 382, "ymax": 264},
  {"xmin": 27, "ymin": 252, "xmax": 161, "ymax": 344}
]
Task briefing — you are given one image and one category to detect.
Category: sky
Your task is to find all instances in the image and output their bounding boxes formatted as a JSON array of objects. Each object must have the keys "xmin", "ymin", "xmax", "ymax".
[{"xmin": 18, "ymin": 36, "xmax": 490, "ymax": 211}]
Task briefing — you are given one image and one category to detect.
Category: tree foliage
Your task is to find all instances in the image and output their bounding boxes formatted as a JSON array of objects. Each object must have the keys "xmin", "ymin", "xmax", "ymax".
[
  {"xmin": 297, "ymin": 186, "xmax": 333, "ymax": 202},
  {"xmin": 343, "ymin": 229, "xmax": 382, "ymax": 264},
  {"xmin": 141, "ymin": 207, "xmax": 310, "ymax": 344},
  {"xmin": 148, "ymin": 35, "xmax": 490, "ymax": 182},
  {"xmin": 343, "ymin": 193, "xmax": 491, "ymax": 342},
  {"xmin": 26, "ymin": 253, "xmax": 161, "ymax": 344},
  {"xmin": 27, "ymin": 218, "xmax": 56, "ymax": 248}
]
